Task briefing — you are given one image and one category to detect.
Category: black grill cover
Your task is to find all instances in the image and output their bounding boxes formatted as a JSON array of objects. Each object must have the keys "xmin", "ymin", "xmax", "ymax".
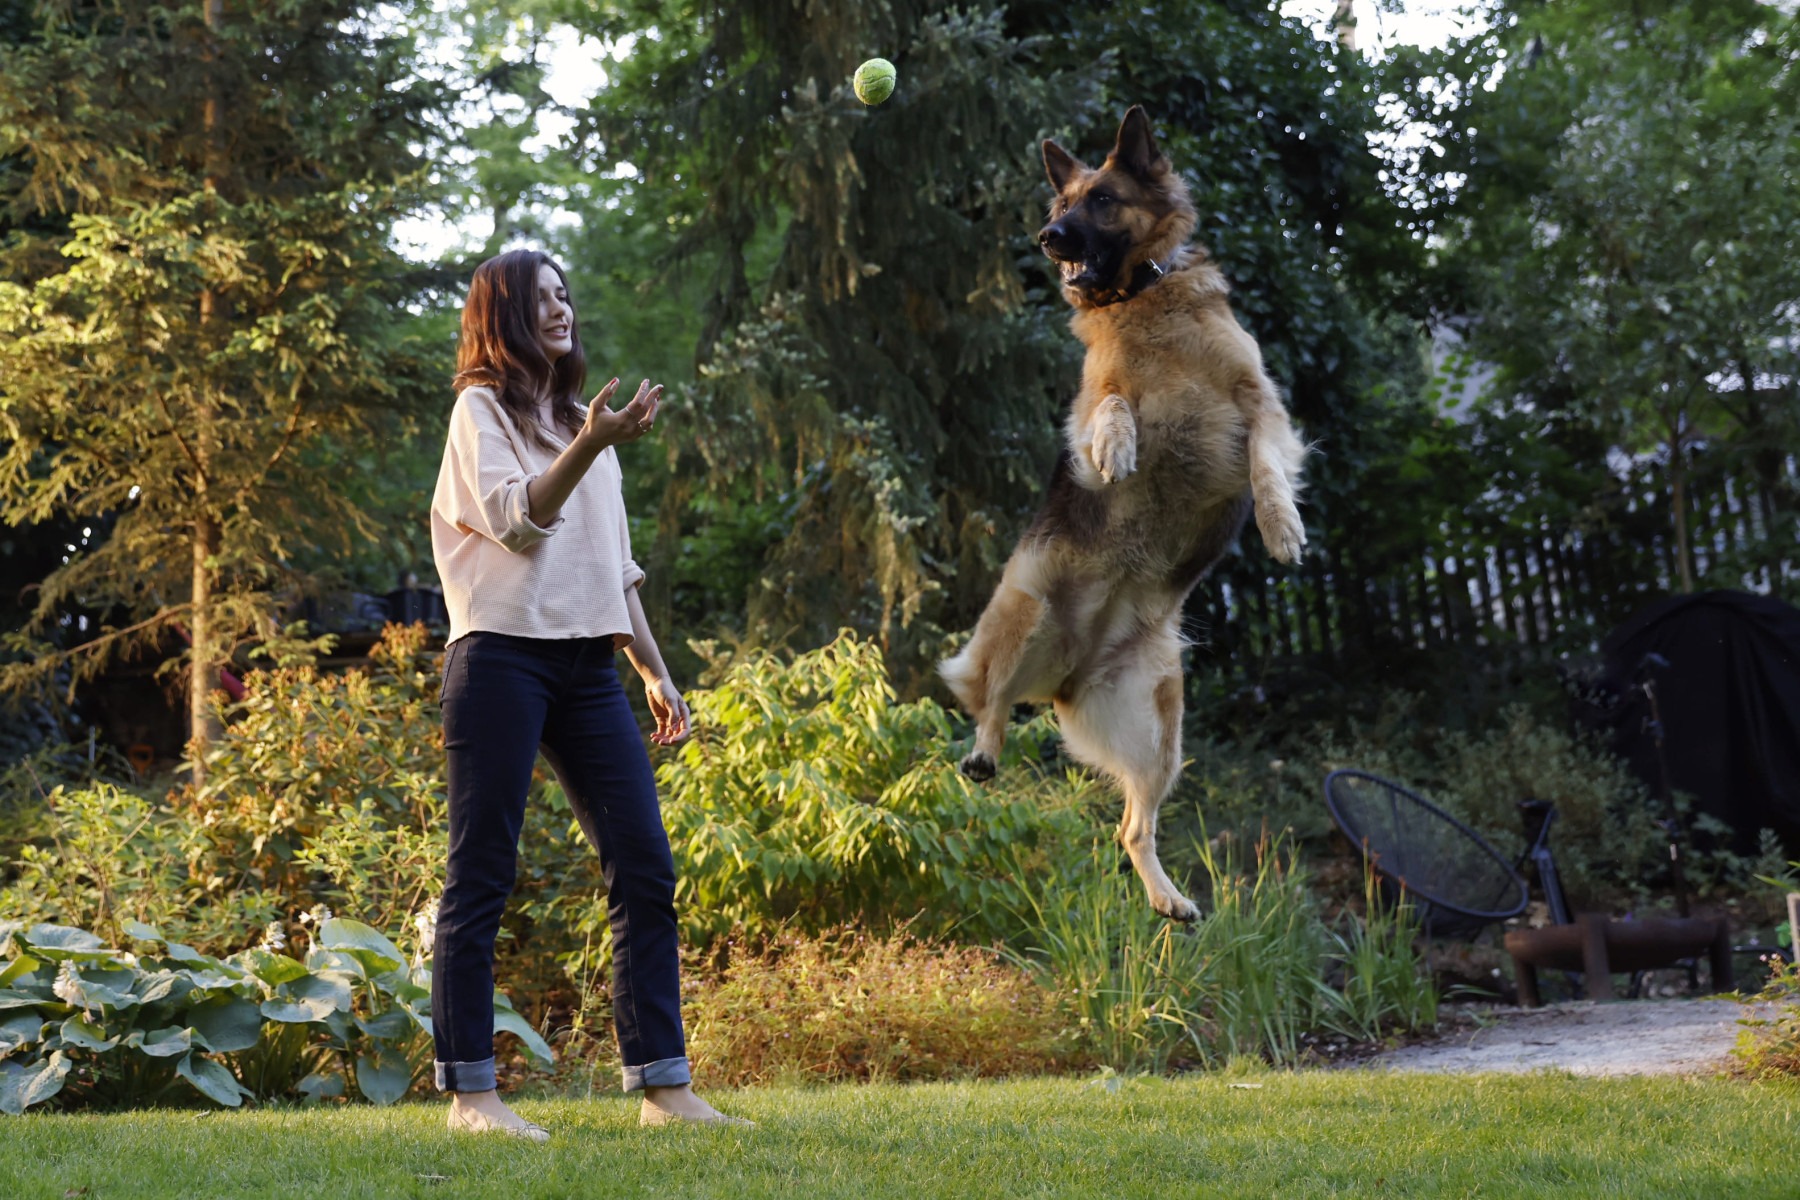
[{"xmin": 1593, "ymin": 590, "xmax": 1800, "ymax": 855}]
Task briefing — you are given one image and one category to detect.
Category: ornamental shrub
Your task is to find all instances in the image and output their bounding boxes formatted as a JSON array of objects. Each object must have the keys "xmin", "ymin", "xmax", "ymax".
[{"xmin": 657, "ymin": 630, "xmax": 1098, "ymax": 944}]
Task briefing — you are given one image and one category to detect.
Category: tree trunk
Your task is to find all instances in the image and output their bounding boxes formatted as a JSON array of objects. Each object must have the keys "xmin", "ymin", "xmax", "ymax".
[
  {"xmin": 1669, "ymin": 435, "xmax": 1694, "ymax": 593},
  {"xmin": 1332, "ymin": 0, "xmax": 1358, "ymax": 52},
  {"xmin": 188, "ymin": 511, "xmax": 223, "ymax": 774},
  {"xmin": 189, "ymin": 0, "xmax": 225, "ymax": 780}
]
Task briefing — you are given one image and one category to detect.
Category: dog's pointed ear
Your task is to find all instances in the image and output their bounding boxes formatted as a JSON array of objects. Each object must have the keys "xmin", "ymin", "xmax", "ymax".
[
  {"xmin": 1110, "ymin": 106, "xmax": 1166, "ymax": 178},
  {"xmin": 1042, "ymin": 138, "xmax": 1086, "ymax": 192}
]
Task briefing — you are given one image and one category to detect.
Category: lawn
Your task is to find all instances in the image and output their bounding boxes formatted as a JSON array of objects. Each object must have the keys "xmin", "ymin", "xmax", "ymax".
[{"xmin": 2, "ymin": 1071, "xmax": 1795, "ymax": 1199}]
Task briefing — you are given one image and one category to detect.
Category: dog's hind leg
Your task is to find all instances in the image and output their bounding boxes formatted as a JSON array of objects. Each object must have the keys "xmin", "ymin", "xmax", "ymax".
[
  {"xmin": 1056, "ymin": 648, "xmax": 1194, "ymax": 921},
  {"xmin": 939, "ymin": 583, "xmax": 1046, "ymax": 782}
]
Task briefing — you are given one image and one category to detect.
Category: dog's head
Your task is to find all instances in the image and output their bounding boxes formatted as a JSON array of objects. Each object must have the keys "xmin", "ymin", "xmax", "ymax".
[{"xmin": 1038, "ymin": 107, "xmax": 1195, "ymax": 308}]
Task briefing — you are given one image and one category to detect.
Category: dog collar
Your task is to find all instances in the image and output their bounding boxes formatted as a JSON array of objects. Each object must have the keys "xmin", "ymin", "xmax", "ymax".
[{"xmin": 1087, "ymin": 254, "xmax": 1178, "ymax": 308}]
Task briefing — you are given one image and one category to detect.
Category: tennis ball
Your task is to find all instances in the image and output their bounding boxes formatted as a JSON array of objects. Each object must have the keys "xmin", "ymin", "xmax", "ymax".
[{"xmin": 853, "ymin": 57, "xmax": 897, "ymax": 106}]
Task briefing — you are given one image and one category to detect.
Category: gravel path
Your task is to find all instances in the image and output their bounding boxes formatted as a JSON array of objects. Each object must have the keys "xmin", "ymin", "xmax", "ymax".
[{"xmin": 1366, "ymin": 999, "xmax": 1755, "ymax": 1077}]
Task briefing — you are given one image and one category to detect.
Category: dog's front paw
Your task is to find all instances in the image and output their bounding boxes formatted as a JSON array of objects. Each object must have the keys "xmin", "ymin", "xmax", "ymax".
[
  {"xmin": 959, "ymin": 750, "xmax": 996, "ymax": 782},
  {"xmin": 1150, "ymin": 889, "xmax": 1200, "ymax": 923},
  {"xmin": 1089, "ymin": 401, "xmax": 1137, "ymax": 485},
  {"xmin": 1257, "ymin": 502, "xmax": 1306, "ymax": 564}
]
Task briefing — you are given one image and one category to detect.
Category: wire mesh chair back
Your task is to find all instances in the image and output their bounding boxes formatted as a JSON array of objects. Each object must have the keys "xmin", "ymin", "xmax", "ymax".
[{"xmin": 1324, "ymin": 769, "xmax": 1529, "ymax": 938}]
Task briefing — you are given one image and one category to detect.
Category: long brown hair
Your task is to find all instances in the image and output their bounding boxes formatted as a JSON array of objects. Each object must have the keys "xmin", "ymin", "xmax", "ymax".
[{"xmin": 453, "ymin": 249, "xmax": 587, "ymax": 449}]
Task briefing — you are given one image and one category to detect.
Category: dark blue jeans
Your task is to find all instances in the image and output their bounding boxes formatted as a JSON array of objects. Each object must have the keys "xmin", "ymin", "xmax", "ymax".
[{"xmin": 433, "ymin": 631, "xmax": 689, "ymax": 1093}]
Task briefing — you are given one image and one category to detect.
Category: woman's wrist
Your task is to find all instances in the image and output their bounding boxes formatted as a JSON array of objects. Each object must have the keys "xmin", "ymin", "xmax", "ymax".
[{"xmin": 570, "ymin": 425, "xmax": 612, "ymax": 455}]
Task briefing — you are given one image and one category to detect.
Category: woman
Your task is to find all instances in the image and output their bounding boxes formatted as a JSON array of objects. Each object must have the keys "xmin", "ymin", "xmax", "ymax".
[{"xmin": 429, "ymin": 249, "xmax": 741, "ymax": 1138}]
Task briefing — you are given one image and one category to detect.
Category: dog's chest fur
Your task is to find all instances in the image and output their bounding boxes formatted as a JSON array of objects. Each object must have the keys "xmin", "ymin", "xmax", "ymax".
[{"xmin": 1052, "ymin": 264, "xmax": 1254, "ymax": 576}]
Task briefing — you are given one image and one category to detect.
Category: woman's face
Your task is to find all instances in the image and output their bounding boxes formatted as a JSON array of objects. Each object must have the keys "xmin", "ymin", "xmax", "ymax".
[{"xmin": 535, "ymin": 262, "xmax": 574, "ymax": 362}]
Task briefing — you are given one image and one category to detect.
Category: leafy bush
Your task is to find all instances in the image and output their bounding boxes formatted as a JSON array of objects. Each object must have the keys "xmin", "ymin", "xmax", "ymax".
[
  {"xmin": 1178, "ymin": 695, "xmax": 1672, "ymax": 909},
  {"xmin": 678, "ymin": 926, "xmax": 1088, "ymax": 1087},
  {"xmin": 0, "ymin": 917, "xmax": 550, "ymax": 1113},
  {"xmin": 658, "ymin": 631, "xmax": 1096, "ymax": 943},
  {"xmin": 189, "ymin": 622, "xmax": 452, "ymax": 938},
  {"xmin": 0, "ymin": 782, "xmax": 257, "ymax": 949},
  {"xmin": 0, "ymin": 626, "xmax": 612, "ymax": 1024},
  {"xmin": 1433, "ymin": 705, "xmax": 1665, "ymax": 908}
]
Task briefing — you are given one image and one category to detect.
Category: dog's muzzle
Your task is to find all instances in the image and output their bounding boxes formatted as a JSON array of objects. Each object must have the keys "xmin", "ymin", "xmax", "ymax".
[{"xmin": 1039, "ymin": 222, "xmax": 1095, "ymax": 286}]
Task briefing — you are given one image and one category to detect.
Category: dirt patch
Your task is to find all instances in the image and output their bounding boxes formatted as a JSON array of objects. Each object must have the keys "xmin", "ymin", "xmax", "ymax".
[{"xmin": 1363, "ymin": 999, "xmax": 1758, "ymax": 1077}]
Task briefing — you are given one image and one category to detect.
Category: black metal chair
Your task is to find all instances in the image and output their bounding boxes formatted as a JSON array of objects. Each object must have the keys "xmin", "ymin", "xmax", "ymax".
[{"xmin": 1323, "ymin": 769, "xmax": 1530, "ymax": 939}]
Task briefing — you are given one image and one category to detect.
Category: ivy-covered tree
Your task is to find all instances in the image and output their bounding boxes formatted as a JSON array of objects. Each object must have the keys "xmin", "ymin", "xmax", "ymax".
[{"xmin": 0, "ymin": 1, "xmax": 443, "ymax": 771}]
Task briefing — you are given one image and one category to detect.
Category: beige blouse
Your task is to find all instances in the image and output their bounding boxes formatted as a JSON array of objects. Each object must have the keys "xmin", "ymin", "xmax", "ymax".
[{"xmin": 430, "ymin": 385, "xmax": 643, "ymax": 647}]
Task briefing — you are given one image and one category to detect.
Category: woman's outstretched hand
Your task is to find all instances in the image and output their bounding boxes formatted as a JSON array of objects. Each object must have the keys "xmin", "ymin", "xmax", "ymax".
[
  {"xmin": 580, "ymin": 378, "xmax": 662, "ymax": 449},
  {"xmin": 645, "ymin": 676, "xmax": 691, "ymax": 746}
]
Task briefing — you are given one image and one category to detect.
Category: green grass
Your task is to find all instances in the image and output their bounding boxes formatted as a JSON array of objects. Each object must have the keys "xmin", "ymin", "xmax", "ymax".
[{"xmin": 3, "ymin": 1072, "xmax": 1796, "ymax": 1199}]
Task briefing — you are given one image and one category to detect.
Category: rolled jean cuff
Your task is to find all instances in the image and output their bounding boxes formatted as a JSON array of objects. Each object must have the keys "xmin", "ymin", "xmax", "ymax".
[
  {"xmin": 435, "ymin": 1057, "xmax": 497, "ymax": 1093},
  {"xmin": 622, "ymin": 1055, "xmax": 691, "ymax": 1093}
]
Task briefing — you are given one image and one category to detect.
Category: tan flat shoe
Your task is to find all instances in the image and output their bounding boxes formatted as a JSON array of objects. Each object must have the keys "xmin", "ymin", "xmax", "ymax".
[{"xmin": 448, "ymin": 1104, "xmax": 551, "ymax": 1143}]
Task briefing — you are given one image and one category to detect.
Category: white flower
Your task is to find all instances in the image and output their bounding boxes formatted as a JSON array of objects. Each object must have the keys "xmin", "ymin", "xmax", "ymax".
[
  {"xmin": 412, "ymin": 899, "xmax": 439, "ymax": 946},
  {"xmin": 411, "ymin": 899, "xmax": 440, "ymax": 968},
  {"xmin": 299, "ymin": 904, "xmax": 333, "ymax": 927},
  {"xmin": 53, "ymin": 960, "xmax": 83, "ymax": 1007},
  {"xmin": 259, "ymin": 921, "xmax": 287, "ymax": 952}
]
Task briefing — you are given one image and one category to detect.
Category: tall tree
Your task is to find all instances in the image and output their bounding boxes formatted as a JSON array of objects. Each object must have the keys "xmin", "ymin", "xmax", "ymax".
[
  {"xmin": 563, "ymin": 0, "xmax": 1433, "ymax": 679},
  {"xmin": 562, "ymin": 1, "xmax": 1107, "ymax": 676},
  {"xmin": 1396, "ymin": 0, "xmax": 1800, "ymax": 592},
  {"xmin": 0, "ymin": 1, "xmax": 443, "ymax": 773},
  {"xmin": 1022, "ymin": 0, "xmax": 1436, "ymax": 564}
]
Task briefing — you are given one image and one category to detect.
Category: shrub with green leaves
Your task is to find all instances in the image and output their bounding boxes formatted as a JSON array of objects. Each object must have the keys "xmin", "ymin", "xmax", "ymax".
[
  {"xmin": 657, "ymin": 631, "xmax": 1097, "ymax": 943},
  {"xmin": 1195, "ymin": 695, "xmax": 1673, "ymax": 909},
  {"xmin": 190, "ymin": 623, "xmax": 452, "ymax": 938},
  {"xmin": 0, "ymin": 782, "xmax": 236, "ymax": 948},
  {"xmin": 0, "ymin": 917, "xmax": 550, "ymax": 1114}
]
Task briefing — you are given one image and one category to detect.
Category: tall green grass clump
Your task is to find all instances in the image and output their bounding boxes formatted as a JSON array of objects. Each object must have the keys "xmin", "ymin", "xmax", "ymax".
[
  {"xmin": 1014, "ymin": 831, "xmax": 1438, "ymax": 1072},
  {"xmin": 1336, "ymin": 865, "xmax": 1437, "ymax": 1037}
]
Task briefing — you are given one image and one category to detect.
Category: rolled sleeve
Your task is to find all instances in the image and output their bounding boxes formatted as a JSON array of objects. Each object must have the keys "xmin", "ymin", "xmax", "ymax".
[
  {"xmin": 490, "ymin": 471, "xmax": 562, "ymax": 553},
  {"xmin": 450, "ymin": 393, "xmax": 563, "ymax": 554}
]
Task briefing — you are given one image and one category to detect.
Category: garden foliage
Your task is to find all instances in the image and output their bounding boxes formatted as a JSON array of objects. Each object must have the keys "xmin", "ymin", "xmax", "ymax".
[
  {"xmin": 0, "ymin": 916, "xmax": 548, "ymax": 1114},
  {"xmin": 3, "ymin": 622, "xmax": 1449, "ymax": 1103},
  {"xmin": 659, "ymin": 631, "xmax": 1096, "ymax": 944},
  {"xmin": 1733, "ymin": 952, "xmax": 1800, "ymax": 1080},
  {"xmin": 1012, "ymin": 832, "xmax": 1434, "ymax": 1074}
]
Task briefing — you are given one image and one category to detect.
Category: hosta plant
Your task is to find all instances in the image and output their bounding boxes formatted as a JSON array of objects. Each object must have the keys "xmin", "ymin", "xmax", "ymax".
[{"xmin": 0, "ymin": 917, "xmax": 551, "ymax": 1113}]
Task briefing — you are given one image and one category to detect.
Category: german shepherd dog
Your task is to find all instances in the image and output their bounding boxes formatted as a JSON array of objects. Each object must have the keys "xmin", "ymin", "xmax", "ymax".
[{"xmin": 940, "ymin": 107, "xmax": 1307, "ymax": 921}]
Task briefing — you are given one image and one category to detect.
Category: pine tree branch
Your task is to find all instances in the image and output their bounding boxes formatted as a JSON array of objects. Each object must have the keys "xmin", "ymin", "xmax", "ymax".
[
  {"xmin": 153, "ymin": 389, "xmax": 208, "ymax": 489},
  {"xmin": 228, "ymin": 377, "xmax": 308, "ymax": 510}
]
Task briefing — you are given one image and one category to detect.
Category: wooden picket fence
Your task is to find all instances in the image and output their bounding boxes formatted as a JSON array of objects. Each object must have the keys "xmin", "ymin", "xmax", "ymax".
[{"xmin": 1187, "ymin": 454, "xmax": 1799, "ymax": 678}]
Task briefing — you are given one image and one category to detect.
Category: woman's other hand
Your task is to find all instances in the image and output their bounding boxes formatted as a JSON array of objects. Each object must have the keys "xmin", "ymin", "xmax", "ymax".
[
  {"xmin": 580, "ymin": 378, "xmax": 662, "ymax": 449},
  {"xmin": 645, "ymin": 676, "xmax": 691, "ymax": 746}
]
